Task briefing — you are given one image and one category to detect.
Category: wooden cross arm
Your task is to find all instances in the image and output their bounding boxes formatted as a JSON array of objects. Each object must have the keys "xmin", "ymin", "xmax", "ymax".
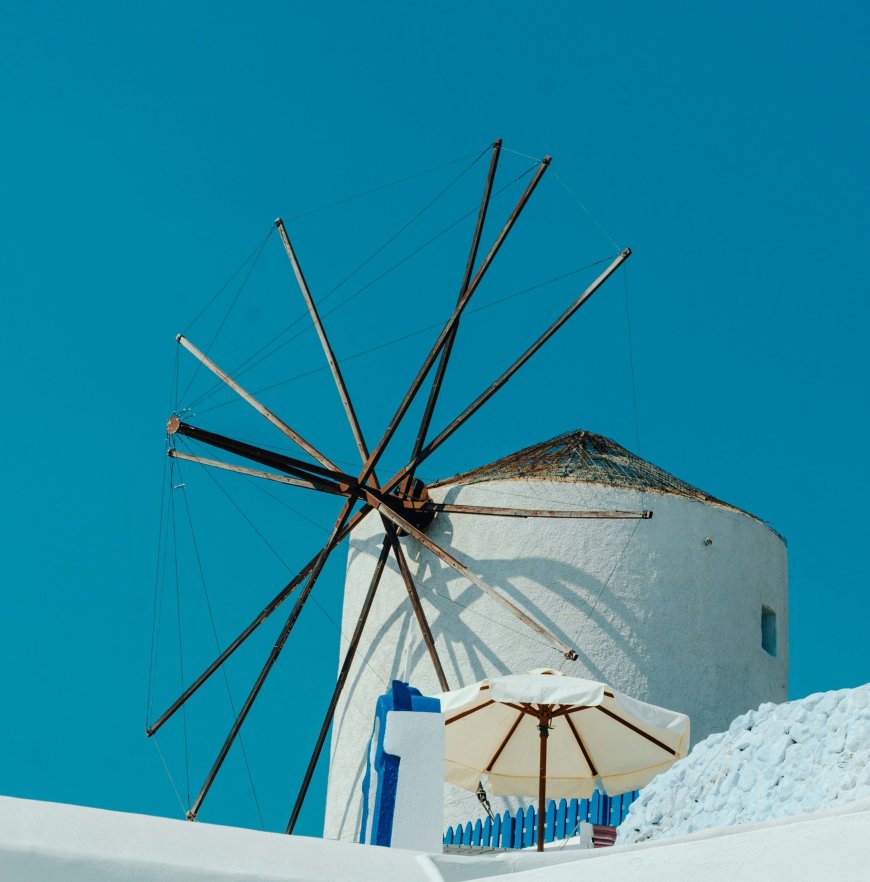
[{"xmin": 412, "ymin": 502, "xmax": 652, "ymax": 519}]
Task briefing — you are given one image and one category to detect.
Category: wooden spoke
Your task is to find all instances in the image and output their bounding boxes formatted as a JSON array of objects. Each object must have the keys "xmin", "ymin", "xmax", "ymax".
[
  {"xmin": 445, "ymin": 699, "xmax": 496, "ymax": 725},
  {"xmin": 355, "ymin": 156, "xmax": 551, "ymax": 488},
  {"xmin": 407, "ymin": 139, "xmax": 503, "ymax": 485},
  {"xmin": 186, "ymin": 497, "xmax": 356, "ymax": 820},
  {"xmin": 370, "ymin": 494, "xmax": 578, "ymax": 660},
  {"xmin": 484, "ymin": 708, "xmax": 524, "ymax": 773},
  {"xmin": 275, "ymin": 219, "xmax": 371, "ymax": 465},
  {"xmin": 565, "ymin": 713, "xmax": 599, "ymax": 776},
  {"xmin": 176, "ymin": 334, "xmax": 338, "ymax": 471},
  {"xmin": 285, "ymin": 536, "xmax": 392, "ymax": 834},
  {"xmin": 167, "ymin": 420, "xmax": 397, "ymax": 510},
  {"xmin": 382, "ymin": 520, "xmax": 449, "ymax": 691},
  {"xmin": 167, "ymin": 449, "xmax": 347, "ymax": 498},
  {"xmin": 595, "ymin": 704, "xmax": 677, "ymax": 755},
  {"xmin": 416, "ymin": 502, "xmax": 652, "ymax": 519},
  {"xmin": 147, "ymin": 496, "xmax": 359, "ymax": 739},
  {"xmin": 412, "ymin": 248, "xmax": 632, "ymax": 471}
]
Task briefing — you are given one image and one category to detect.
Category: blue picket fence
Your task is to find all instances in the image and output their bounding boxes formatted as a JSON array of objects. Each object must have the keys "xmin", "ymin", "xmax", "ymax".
[{"xmin": 442, "ymin": 790, "xmax": 639, "ymax": 849}]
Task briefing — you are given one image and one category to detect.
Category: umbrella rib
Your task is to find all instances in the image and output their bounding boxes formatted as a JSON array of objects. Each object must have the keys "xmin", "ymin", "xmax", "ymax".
[
  {"xmin": 595, "ymin": 705, "xmax": 677, "ymax": 756},
  {"xmin": 445, "ymin": 699, "xmax": 495, "ymax": 725},
  {"xmin": 551, "ymin": 704, "xmax": 593, "ymax": 719},
  {"xmin": 565, "ymin": 713, "xmax": 599, "ymax": 777},
  {"xmin": 484, "ymin": 709, "xmax": 525, "ymax": 773}
]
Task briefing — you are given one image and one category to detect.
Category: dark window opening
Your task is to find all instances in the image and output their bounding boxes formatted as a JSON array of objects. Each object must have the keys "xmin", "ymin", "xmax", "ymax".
[{"xmin": 761, "ymin": 605, "xmax": 777, "ymax": 656}]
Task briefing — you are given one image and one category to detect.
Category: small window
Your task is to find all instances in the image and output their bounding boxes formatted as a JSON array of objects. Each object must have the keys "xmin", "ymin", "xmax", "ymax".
[{"xmin": 761, "ymin": 606, "xmax": 777, "ymax": 656}]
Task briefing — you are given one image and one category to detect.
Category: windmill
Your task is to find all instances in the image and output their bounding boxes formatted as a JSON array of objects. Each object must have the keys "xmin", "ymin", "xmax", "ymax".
[{"xmin": 146, "ymin": 140, "xmax": 643, "ymax": 833}]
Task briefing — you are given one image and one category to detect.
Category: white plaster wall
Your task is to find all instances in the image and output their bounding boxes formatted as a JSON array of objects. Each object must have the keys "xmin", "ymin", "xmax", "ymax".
[
  {"xmin": 382, "ymin": 710, "xmax": 446, "ymax": 852},
  {"xmin": 324, "ymin": 479, "xmax": 787, "ymax": 840},
  {"xmin": 1, "ymin": 793, "xmax": 866, "ymax": 882}
]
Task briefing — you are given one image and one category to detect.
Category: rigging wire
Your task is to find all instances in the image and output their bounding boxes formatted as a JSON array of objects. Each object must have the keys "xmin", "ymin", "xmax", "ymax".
[
  {"xmin": 177, "ymin": 437, "xmax": 387, "ymax": 687},
  {"xmin": 174, "ymin": 459, "xmax": 267, "ymax": 830},
  {"xmin": 169, "ymin": 466, "xmax": 192, "ymax": 809},
  {"xmin": 178, "ymin": 228, "xmax": 274, "ymax": 406},
  {"xmin": 147, "ymin": 441, "xmax": 171, "ymax": 727},
  {"xmin": 181, "ymin": 226, "xmax": 276, "ymax": 335},
  {"xmin": 281, "ymin": 146, "xmax": 491, "ymax": 223},
  {"xmin": 182, "ymin": 152, "xmax": 487, "ymax": 411},
  {"xmin": 191, "ymin": 254, "xmax": 616, "ymax": 416},
  {"xmin": 623, "ymin": 263, "xmax": 642, "ymax": 456},
  {"xmin": 183, "ymin": 160, "xmax": 539, "ymax": 413},
  {"xmin": 315, "ymin": 145, "xmax": 489, "ymax": 305},
  {"xmin": 151, "ymin": 735, "xmax": 191, "ymax": 818},
  {"xmin": 242, "ymin": 473, "xmax": 333, "ymax": 535},
  {"xmin": 551, "ymin": 170, "xmax": 621, "ymax": 251},
  {"xmin": 500, "ymin": 145, "xmax": 547, "ymax": 163},
  {"xmin": 149, "ymin": 351, "xmax": 183, "ymax": 725},
  {"xmin": 145, "ymin": 444, "xmax": 169, "ymax": 729}
]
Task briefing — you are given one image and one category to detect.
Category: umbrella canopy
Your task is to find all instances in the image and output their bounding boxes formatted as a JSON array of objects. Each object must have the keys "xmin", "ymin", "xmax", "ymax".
[{"xmin": 437, "ymin": 669, "xmax": 690, "ymax": 808}]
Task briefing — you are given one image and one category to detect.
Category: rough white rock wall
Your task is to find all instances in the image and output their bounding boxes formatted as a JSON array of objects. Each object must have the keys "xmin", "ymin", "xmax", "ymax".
[
  {"xmin": 619, "ymin": 684, "xmax": 870, "ymax": 843},
  {"xmin": 324, "ymin": 479, "xmax": 787, "ymax": 841}
]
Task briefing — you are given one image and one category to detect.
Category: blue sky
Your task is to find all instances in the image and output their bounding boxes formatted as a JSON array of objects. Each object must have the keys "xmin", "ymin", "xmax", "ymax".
[{"xmin": 1, "ymin": 1, "xmax": 867, "ymax": 838}]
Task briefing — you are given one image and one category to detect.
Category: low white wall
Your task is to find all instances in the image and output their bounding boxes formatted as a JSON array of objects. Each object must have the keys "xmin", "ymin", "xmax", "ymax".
[
  {"xmin": 0, "ymin": 792, "xmax": 864, "ymax": 882},
  {"xmin": 0, "ymin": 795, "xmax": 434, "ymax": 882},
  {"xmin": 325, "ymin": 478, "xmax": 787, "ymax": 839}
]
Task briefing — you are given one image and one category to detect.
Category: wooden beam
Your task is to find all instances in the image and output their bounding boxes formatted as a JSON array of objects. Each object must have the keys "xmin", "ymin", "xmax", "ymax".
[
  {"xmin": 354, "ymin": 156, "xmax": 552, "ymax": 488},
  {"xmin": 275, "ymin": 219, "xmax": 371, "ymax": 465},
  {"xmin": 285, "ymin": 536, "xmax": 392, "ymax": 834},
  {"xmin": 186, "ymin": 497, "xmax": 356, "ymax": 820},
  {"xmin": 176, "ymin": 334, "xmax": 338, "ymax": 472},
  {"xmin": 417, "ymin": 502, "xmax": 652, "ymax": 519},
  {"xmin": 370, "ymin": 494, "xmax": 578, "ymax": 660},
  {"xmin": 167, "ymin": 420, "xmax": 399, "ymax": 510},
  {"xmin": 407, "ymin": 139, "xmax": 503, "ymax": 484},
  {"xmin": 414, "ymin": 248, "xmax": 632, "ymax": 470},
  {"xmin": 382, "ymin": 520, "xmax": 449, "ymax": 691},
  {"xmin": 147, "ymin": 496, "xmax": 358, "ymax": 739},
  {"xmin": 167, "ymin": 449, "xmax": 347, "ymax": 498}
]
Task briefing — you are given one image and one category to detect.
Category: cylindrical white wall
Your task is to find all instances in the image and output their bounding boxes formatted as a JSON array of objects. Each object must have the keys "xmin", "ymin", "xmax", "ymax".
[{"xmin": 324, "ymin": 463, "xmax": 787, "ymax": 841}]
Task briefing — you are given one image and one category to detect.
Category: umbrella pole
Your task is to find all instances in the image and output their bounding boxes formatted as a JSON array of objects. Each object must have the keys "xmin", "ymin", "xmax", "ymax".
[{"xmin": 537, "ymin": 708, "xmax": 551, "ymax": 852}]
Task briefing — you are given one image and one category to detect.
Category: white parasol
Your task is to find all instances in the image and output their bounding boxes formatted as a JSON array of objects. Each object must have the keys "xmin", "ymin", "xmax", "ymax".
[{"xmin": 435, "ymin": 669, "xmax": 690, "ymax": 850}]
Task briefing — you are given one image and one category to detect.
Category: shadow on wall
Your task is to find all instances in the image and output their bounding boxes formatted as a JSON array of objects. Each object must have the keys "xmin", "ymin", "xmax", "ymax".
[{"xmin": 335, "ymin": 511, "xmax": 649, "ymax": 839}]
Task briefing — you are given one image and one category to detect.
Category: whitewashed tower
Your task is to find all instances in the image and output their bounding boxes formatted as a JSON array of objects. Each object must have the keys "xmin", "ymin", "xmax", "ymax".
[{"xmin": 324, "ymin": 430, "xmax": 787, "ymax": 839}]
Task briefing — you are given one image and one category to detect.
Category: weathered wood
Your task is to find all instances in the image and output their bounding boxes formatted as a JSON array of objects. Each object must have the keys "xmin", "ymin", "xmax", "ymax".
[
  {"xmin": 176, "ymin": 334, "xmax": 338, "ymax": 471},
  {"xmin": 186, "ymin": 497, "xmax": 356, "ymax": 820},
  {"xmin": 538, "ymin": 708, "xmax": 550, "ymax": 851},
  {"xmin": 407, "ymin": 139, "xmax": 503, "ymax": 484},
  {"xmin": 285, "ymin": 536, "xmax": 392, "ymax": 834},
  {"xmin": 275, "ymin": 218, "xmax": 371, "ymax": 464},
  {"xmin": 382, "ymin": 520, "xmax": 449, "ymax": 690},
  {"xmin": 595, "ymin": 704, "xmax": 677, "ymax": 755},
  {"xmin": 167, "ymin": 449, "xmax": 345, "ymax": 497},
  {"xmin": 415, "ymin": 248, "xmax": 632, "ymax": 469},
  {"xmin": 168, "ymin": 420, "xmax": 399, "ymax": 510},
  {"xmin": 418, "ymin": 502, "xmax": 651, "ymax": 519},
  {"xmin": 153, "ymin": 246, "xmax": 631, "ymax": 739},
  {"xmin": 370, "ymin": 494, "xmax": 578, "ymax": 659},
  {"xmin": 355, "ymin": 156, "xmax": 552, "ymax": 488}
]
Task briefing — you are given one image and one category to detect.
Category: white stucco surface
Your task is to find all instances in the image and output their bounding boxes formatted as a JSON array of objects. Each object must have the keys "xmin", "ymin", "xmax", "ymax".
[
  {"xmin": 326, "ymin": 474, "xmax": 787, "ymax": 838},
  {"xmin": 0, "ymin": 795, "xmax": 433, "ymax": 882},
  {"xmin": 1, "ymin": 793, "xmax": 866, "ymax": 881},
  {"xmin": 382, "ymin": 710, "xmax": 445, "ymax": 852}
]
